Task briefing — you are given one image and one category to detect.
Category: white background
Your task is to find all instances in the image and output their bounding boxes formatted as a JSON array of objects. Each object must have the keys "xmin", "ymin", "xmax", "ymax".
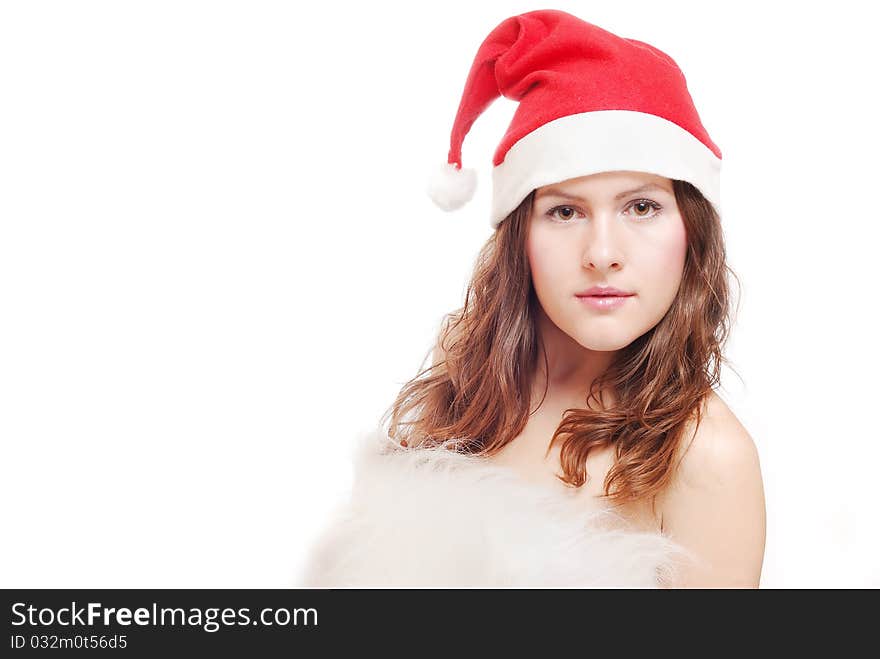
[{"xmin": 1, "ymin": 0, "xmax": 877, "ymax": 588}]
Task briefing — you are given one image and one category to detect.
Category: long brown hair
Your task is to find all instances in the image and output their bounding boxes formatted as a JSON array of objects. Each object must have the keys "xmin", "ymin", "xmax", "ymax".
[{"xmin": 379, "ymin": 180, "xmax": 741, "ymax": 505}]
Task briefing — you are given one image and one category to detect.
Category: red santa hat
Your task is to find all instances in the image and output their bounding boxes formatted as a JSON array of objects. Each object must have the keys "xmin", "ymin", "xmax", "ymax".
[{"xmin": 427, "ymin": 9, "xmax": 722, "ymax": 229}]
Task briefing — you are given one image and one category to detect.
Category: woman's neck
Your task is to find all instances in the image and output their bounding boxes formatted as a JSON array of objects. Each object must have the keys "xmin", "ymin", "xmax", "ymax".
[{"xmin": 533, "ymin": 307, "xmax": 617, "ymax": 397}]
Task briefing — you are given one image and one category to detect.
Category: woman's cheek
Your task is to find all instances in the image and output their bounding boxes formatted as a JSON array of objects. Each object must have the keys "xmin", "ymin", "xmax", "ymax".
[
  {"xmin": 648, "ymin": 230, "xmax": 688, "ymax": 301},
  {"xmin": 526, "ymin": 240, "xmax": 553, "ymax": 289}
]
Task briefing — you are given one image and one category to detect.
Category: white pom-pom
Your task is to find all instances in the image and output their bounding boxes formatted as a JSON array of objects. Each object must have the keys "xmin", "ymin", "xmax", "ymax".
[{"xmin": 426, "ymin": 161, "xmax": 477, "ymax": 211}]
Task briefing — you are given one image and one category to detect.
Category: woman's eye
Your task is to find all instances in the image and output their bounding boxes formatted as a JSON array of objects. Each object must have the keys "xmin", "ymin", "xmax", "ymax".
[
  {"xmin": 627, "ymin": 199, "xmax": 662, "ymax": 219},
  {"xmin": 546, "ymin": 205, "xmax": 581, "ymax": 222}
]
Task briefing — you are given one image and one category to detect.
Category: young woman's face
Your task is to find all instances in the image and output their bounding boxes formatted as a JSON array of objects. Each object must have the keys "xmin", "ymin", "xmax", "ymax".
[{"xmin": 526, "ymin": 170, "xmax": 687, "ymax": 352}]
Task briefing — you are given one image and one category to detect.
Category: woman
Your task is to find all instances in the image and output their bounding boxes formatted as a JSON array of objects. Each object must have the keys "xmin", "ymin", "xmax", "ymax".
[{"xmin": 299, "ymin": 9, "xmax": 766, "ymax": 588}]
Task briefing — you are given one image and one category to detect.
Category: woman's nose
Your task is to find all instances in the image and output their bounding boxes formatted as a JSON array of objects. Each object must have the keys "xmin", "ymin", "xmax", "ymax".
[{"xmin": 580, "ymin": 213, "xmax": 624, "ymax": 271}]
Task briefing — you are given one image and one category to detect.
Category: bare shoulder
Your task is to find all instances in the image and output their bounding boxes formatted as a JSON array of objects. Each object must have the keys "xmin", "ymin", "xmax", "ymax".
[
  {"xmin": 656, "ymin": 390, "xmax": 767, "ymax": 588},
  {"xmin": 672, "ymin": 391, "xmax": 761, "ymax": 489}
]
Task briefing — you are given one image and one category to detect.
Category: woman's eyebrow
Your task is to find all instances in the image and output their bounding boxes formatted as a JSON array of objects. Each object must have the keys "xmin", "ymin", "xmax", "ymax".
[{"xmin": 536, "ymin": 183, "xmax": 672, "ymax": 202}]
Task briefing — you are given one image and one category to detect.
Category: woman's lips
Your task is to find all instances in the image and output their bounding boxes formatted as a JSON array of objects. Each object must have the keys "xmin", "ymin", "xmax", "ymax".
[{"xmin": 575, "ymin": 294, "xmax": 634, "ymax": 310}]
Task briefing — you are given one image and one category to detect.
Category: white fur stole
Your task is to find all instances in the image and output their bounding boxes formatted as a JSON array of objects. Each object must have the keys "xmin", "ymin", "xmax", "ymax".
[{"xmin": 298, "ymin": 427, "xmax": 692, "ymax": 588}]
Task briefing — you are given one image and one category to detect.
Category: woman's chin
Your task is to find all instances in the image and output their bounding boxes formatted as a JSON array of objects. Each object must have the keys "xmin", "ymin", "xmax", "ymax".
[{"xmin": 571, "ymin": 334, "xmax": 635, "ymax": 352}]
